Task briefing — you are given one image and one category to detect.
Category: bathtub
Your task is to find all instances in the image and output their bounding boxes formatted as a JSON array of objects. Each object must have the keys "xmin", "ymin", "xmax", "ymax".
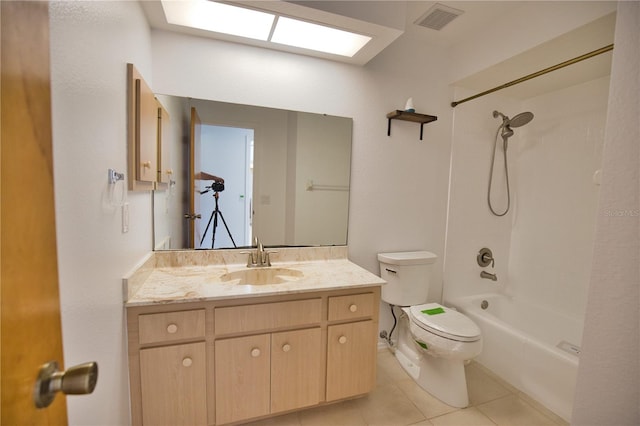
[{"xmin": 450, "ymin": 293, "xmax": 582, "ymax": 422}]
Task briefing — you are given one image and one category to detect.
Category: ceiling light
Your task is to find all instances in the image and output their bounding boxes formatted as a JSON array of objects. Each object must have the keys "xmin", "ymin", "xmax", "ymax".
[
  {"xmin": 271, "ymin": 16, "xmax": 372, "ymax": 57},
  {"xmin": 161, "ymin": 0, "xmax": 275, "ymax": 41}
]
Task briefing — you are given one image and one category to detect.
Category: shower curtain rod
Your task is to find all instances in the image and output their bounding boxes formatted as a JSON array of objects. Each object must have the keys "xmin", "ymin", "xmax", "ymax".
[{"xmin": 450, "ymin": 44, "xmax": 614, "ymax": 108}]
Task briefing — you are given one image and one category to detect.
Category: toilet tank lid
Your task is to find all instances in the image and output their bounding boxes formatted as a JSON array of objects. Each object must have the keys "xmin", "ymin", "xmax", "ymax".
[{"xmin": 377, "ymin": 251, "xmax": 437, "ymax": 265}]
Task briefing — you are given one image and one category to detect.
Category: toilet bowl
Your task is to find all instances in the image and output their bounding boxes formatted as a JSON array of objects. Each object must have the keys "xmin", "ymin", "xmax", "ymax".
[{"xmin": 378, "ymin": 252, "xmax": 482, "ymax": 408}]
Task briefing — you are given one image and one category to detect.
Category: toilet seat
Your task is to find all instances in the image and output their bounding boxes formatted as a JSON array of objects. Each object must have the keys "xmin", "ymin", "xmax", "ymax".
[{"xmin": 409, "ymin": 303, "xmax": 480, "ymax": 342}]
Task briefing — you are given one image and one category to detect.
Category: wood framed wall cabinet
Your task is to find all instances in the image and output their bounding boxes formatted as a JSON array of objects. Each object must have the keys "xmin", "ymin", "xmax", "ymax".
[{"xmin": 127, "ymin": 63, "xmax": 158, "ymax": 191}]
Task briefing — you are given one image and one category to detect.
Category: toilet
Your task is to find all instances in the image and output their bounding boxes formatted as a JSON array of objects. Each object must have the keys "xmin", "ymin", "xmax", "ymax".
[{"xmin": 378, "ymin": 251, "xmax": 482, "ymax": 408}]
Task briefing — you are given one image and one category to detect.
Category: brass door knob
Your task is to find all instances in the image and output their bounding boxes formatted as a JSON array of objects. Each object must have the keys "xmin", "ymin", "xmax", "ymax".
[{"xmin": 33, "ymin": 361, "xmax": 98, "ymax": 408}]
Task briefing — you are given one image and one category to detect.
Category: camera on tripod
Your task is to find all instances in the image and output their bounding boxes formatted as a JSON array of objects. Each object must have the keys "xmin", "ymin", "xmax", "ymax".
[{"xmin": 210, "ymin": 181, "xmax": 225, "ymax": 192}]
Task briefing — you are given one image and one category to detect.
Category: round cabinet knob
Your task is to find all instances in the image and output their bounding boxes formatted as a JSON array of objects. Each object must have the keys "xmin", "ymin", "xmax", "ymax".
[
  {"xmin": 338, "ymin": 336, "xmax": 347, "ymax": 344},
  {"xmin": 282, "ymin": 344, "xmax": 291, "ymax": 353},
  {"xmin": 166, "ymin": 169, "xmax": 173, "ymax": 175},
  {"xmin": 167, "ymin": 323, "xmax": 178, "ymax": 334},
  {"xmin": 250, "ymin": 348, "xmax": 261, "ymax": 357},
  {"xmin": 142, "ymin": 161, "xmax": 152, "ymax": 169},
  {"xmin": 349, "ymin": 304, "xmax": 358, "ymax": 313},
  {"xmin": 182, "ymin": 357, "xmax": 193, "ymax": 367}
]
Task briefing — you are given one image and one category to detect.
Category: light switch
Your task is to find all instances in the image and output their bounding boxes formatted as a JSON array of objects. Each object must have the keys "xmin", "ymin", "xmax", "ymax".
[{"xmin": 122, "ymin": 202, "xmax": 130, "ymax": 233}]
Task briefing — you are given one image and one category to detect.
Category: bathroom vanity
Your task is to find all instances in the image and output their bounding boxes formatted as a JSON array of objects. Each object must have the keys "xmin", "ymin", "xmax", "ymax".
[{"xmin": 124, "ymin": 247, "xmax": 384, "ymax": 425}]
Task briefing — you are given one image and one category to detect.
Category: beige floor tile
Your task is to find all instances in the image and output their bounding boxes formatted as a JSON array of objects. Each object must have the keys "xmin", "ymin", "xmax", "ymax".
[
  {"xmin": 477, "ymin": 395, "xmax": 559, "ymax": 426},
  {"xmin": 298, "ymin": 399, "xmax": 366, "ymax": 426},
  {"xmin": 516, "ymin": 392, "xmax": 569, "ymax": 426},
  {"xmin": 395, "ymin": 379, "xmax": 458, "ymax": 419},
  {"xmin": 465, "ymin": 362, "xmax": 513, "ymax": 406},
  {"xmin": 245, "ymin": 411, "xmax": 301, "ymax": 426},
  {"xmin": 356, "ymin": 383, "xmax": 426, "ymax": 426},
  {"xmin": 407, "ymin": 419, "xmax": 435, "ymax": 425},
  {"xmin": 377, "ymin": 349, "xmax": 411, "ymax": 384},
  {"xmin": 430, "ymin": 407, "xmax": 497, "ymax": 426}
]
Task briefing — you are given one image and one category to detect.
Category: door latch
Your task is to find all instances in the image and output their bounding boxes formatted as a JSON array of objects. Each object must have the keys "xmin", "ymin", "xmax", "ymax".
[{"xmin": 33, "ymin": 361, "xmax": 98, "ymax": 408}]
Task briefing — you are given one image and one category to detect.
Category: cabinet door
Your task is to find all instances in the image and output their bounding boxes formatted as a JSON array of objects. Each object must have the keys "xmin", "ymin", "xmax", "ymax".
[
  {"xmin": 139, "ymin": 342, "xmax": 207, "ymax": 425},
  {"xmin": 135, "ymin": 74, "xmax": 158, "ymax": 183},
  {"xmin": 326, "ymin": 320, "xmax": 377, "ymax": 401},
  {"xmin": 271, "ymin": 328, "xmax": 322, "ymax": 413},
  {"xmin": 156, "ymin": 100, "xmax": 171, "ymax": 186},
  {"xmin": 215, "ymin": 334, "xmax": 270, "ymax": 424}
]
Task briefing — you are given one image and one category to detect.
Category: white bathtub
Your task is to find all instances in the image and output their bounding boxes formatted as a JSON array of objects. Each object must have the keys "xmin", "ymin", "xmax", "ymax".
[{"xmin": 450, "ymin": 293, "xmax": 582, "ymax": 422}]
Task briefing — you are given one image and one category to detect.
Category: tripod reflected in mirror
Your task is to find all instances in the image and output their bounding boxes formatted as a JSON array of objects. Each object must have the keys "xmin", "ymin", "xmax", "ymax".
[{"xmin": 199, "ymin": 183, "xmax": 236, "ymax": 249}]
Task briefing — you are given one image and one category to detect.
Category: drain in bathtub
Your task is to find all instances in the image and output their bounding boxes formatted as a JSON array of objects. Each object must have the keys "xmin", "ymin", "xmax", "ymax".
[
  {"xmin": 557, "ymin": 340, "xmax": 581, "ymax": 357},
  {"xmin": 481, "ymin": 300, "xmax": 489, "ymax": 309}
]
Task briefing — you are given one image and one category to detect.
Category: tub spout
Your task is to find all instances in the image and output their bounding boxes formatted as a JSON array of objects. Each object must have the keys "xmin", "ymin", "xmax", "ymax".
[{"xmin": 480, "ymin": 271, "xmax": 497, "ymax": 281}]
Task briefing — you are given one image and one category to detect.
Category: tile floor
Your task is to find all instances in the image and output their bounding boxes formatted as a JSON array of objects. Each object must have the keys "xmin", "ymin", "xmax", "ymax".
[{"xmin": 247, "ymin": 349, "xmax": 569, "ymax": 426}]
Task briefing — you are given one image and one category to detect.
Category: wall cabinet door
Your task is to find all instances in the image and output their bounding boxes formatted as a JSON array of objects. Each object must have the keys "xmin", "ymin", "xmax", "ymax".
[
  {"xmin": 127, "ymin": 63, "xmax": 157, "ymax": 190},
  {"xmin": 271, "ymin": 328, "xmax": 322, "ymax": 413},
  {"xmin": 139, "ymin": 342, "xmax": 207, "ymax": 425},
  {"xmin": 326, "ymin": 320, "xmax": 377, "ymax": 401},
  {"xmin": 215, "ymin": 334, "xmax": 271, "ymax": 424},
  {"xmin": 156, "ymin": 100, "xmax": 171, "ymax": 188}
]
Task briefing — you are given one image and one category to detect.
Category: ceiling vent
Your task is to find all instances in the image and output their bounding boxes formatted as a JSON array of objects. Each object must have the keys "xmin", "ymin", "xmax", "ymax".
[{"xmin": 415, "ymin": 3, "xmax": 464, "ymax": 31}]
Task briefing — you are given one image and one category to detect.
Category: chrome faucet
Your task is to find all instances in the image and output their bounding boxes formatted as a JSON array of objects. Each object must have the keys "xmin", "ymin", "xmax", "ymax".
[
  {"xmin": 244, "ymin": 237, "xmax": 274, "ymax": 267},
  {"xmin": 480, "ymin": 271, "xmax": 498, "ymax": 281}
]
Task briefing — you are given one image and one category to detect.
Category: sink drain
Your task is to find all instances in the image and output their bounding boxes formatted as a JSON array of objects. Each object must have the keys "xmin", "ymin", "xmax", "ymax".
[{"xmin": 481, "ymin": 300, "xmax": 489, "ymax": 310}]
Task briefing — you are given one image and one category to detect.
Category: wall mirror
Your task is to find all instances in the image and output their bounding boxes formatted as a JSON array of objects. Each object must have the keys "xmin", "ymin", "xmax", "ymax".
[{"xmin": 152, "ymin": 96, "xmax": 352, "ymax": 250}]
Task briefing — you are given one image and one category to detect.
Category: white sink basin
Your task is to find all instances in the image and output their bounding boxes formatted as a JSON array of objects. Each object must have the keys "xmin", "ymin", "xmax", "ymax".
[{"xmin": 219, "ymin": 267, "xmax": 303, "ymax": 285}]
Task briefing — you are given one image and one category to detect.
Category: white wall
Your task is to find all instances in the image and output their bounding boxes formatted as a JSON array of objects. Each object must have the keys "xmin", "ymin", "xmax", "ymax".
[
  {"xmin": 49, "ymin": 1, "xmax": 153, "ymax": 424},
  {"xmin": 510, "ymin": 77, "xmax": 608, "ymax": 320},
  {"xmin": 293, "ymin": 112, "xmax": 351, "ymax": 246},
  {"xmin": 572, "ymin": 2, "xmax": 640, "ymax": 423},
  {"xmin": 449, "ymin": 1, "xmax": 617, "ymax": 83}
]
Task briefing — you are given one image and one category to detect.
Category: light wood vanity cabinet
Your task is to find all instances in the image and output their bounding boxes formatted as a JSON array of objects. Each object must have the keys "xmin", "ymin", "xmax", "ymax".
[
  {"xmin": 126, "ymin": 286, "xmax": 380, "ymax": 425},
  {"xmin": 326, "ymin": 293, "xmax": 377, "ymax": 401},
  {"xmin": 140, "ymin": 342, "xmax": 207, "ymax": 426},
  {"xmin": 215, "ymin": 328, "xmax": 322, "ymax": 424},
  {"xmin": 134, "ymin": 309, "xmax": 208, "ymax": 425}
]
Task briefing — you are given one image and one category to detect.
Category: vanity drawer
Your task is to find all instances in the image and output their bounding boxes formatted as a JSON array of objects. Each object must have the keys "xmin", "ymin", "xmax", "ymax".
[
  {"xmin": 138, "ymin": 309, "xmax": 205, "ymax": 345},
  {"xmin": 328, "ymin": 293, "xmax": 375, "ymax": 322},
  {"xmin": 215, "ymin": 298, "xmax": 322, "ymax": 335}
]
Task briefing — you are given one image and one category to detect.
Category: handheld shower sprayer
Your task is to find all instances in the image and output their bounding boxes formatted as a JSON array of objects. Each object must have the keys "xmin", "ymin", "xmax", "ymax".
[{"xmin": 488, "ymin": 110, "xmax": 534, "ymax": 216}]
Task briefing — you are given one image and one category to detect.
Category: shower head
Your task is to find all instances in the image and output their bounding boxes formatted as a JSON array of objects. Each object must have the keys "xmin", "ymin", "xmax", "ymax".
[
  {"xmin": 508, "ymin": 111, "xmax": 534, "ymax": 128},
  {"xmin": 493, "ymin": 110, "xmax": 534, "ymax": 129}
]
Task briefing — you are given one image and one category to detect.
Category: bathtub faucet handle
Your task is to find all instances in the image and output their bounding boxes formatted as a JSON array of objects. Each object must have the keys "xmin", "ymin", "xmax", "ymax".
[{"xmin": 477, "ymin": 248, "xmax": 495, "ymax": 268}]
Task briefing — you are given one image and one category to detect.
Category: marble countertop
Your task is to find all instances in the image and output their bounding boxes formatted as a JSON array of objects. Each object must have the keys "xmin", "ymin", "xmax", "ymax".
[{"xmin": 124, "ymin": 247, "xmax": 385, "ymax": 307}]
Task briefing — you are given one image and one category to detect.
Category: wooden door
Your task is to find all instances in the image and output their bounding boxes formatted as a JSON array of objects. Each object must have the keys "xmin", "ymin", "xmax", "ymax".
[
  {"xmin": 271, "ymin": 328, "xmax": 323, "ymax": 413},
  {"xmin": 1, "ymin": 1, "xmax": 68, "ymax": 423},
  {"xmin": 188, "ymin": 107, "xmax": 202, "ymax": 248},
  {"xmin": 214, "ymin": 334, "xmax": 270, "ymax": 424},
  {"xmin": 139, "ymin": 342, "xmax": 207, "ymax": 425},
  {"xmin": 326, "ymin": 321, "xmax": 377, "ymax": 401}
]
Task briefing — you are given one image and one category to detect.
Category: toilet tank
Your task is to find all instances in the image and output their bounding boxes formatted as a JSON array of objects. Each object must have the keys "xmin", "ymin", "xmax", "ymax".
[{"xmin": 378, "ymin": 251, "xmax": 438, "ymax": 306}]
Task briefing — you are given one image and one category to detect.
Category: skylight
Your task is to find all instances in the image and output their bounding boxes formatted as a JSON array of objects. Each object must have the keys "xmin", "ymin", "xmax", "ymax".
[
  {"xmin": 161, "ymin": 1, "xmax": 372, "ymax": 58},
  {"xmin": 272, "ymin": 16, "xmax": 372, "ymax": 57},
  {"xmin": 161, "ymin": 1, "xmax": 275, "ymax": 41}
]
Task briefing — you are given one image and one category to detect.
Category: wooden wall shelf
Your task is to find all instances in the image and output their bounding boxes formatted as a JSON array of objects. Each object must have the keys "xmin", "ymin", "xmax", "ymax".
[{"xmin": 386, "ymin": 110, "xmax": 437, "ymax": 140}]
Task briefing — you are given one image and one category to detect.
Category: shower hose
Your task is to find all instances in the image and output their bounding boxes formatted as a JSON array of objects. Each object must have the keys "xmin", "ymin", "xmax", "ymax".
[{"xmin": 488, "ymin": 125, "xmax": 510, "ymax": 216}]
